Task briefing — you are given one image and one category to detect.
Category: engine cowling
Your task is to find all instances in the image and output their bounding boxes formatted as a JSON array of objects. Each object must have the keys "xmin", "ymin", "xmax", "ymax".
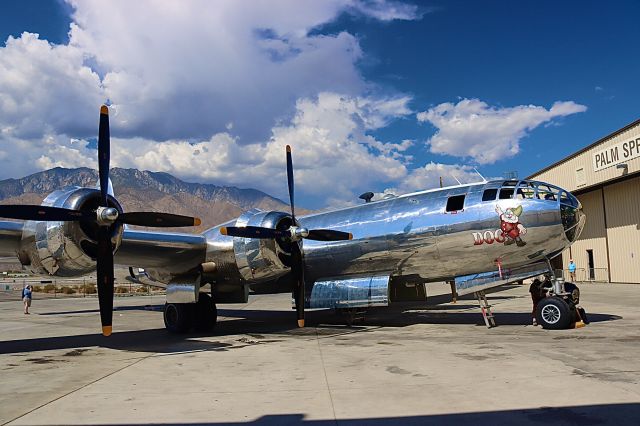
[
  {"xmin": 18, "ymin": 187, "xmax": 124, "ymax": 276},
  {"xmin": 230, "ymin": 208, "xmax": 293, "ymax": 282}
]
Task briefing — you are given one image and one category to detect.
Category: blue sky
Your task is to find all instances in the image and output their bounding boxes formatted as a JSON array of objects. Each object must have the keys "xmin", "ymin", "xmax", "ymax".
[{"xmin": 0, "ymin": 1, "xmax": 638, "ymax": 208}]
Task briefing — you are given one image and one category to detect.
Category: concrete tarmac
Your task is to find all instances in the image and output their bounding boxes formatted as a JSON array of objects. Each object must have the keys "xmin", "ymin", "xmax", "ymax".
[{"xmin": 1, "ymin": 283, "xmax": 639, "ymax": 425}]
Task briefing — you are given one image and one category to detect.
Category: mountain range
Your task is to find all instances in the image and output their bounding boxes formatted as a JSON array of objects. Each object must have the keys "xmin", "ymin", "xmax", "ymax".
[{"xmin": 0, "ymin": 167, "xmax": 300, "ymax": 233}]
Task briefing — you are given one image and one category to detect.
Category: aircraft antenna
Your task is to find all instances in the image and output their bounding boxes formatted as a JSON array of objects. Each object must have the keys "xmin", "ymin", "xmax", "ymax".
[
  {"xmin": 474, "ymin": 168, "xmax": 487, "ymax": 183},
  {"xmin": 451, "ymin": 173, "xmax": 462, "ymax": 185}
]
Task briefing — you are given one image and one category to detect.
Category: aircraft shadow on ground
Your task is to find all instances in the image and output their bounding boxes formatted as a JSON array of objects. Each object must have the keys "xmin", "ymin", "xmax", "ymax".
[
  {"xmin": 60, "ymin": 403, "xmax": 640, "ymax": 426},
  {"xmin": 37, "ymin": 304, "xmax": 164, "ymax": 316},
  {"xmin": 0, "ymin": 303, "xmax": 622, "ymax": 356}
]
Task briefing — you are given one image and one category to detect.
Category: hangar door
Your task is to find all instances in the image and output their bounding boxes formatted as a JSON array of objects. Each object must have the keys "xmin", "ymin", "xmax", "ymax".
[{"xmin": 604, "ymin": 176, "xmax": 640, "ymax": 283}]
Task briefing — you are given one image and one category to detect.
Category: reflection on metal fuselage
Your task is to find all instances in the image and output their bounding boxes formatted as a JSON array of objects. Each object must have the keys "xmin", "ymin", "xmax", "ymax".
[
  {"xmin": 300, "ymin": 180, "xmax": 581, "ymax": 283},
  {"xmin": 151, "ymin": 179, "xmax": 584, "ymax": 289},
  {"xmin": 192, "ymin": 180, "xmax": 584, "ymax": 292},
  {"xmin": 6, "ymin": 179, "xmax": 584, "ymax": 297}
]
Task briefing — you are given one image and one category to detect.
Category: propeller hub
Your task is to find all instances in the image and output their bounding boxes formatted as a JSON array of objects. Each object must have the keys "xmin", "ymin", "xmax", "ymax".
[
  {"xmin": 97, "ymin": 207, "xmax": 119, "ymax": 225},
  {"xmin": 290, "ymin": 226, "xmax": 309, "ymax": 240}
]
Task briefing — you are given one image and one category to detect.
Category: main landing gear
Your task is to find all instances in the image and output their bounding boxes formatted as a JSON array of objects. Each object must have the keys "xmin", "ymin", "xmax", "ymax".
[{"xmin": 163, "ymin": 293, "xmax": 218, "ymax": 333}]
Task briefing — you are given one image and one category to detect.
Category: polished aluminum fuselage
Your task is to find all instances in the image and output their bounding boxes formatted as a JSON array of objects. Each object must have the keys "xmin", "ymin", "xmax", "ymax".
[
  {"xmin": 198, "ymin": 180, "xmax": 582, "ymax": 288},
  {"xmin": 0, "ymin": 179, "xmax": 582, "ymax": 293},
  {"xmin": 296, "ymin": 183, "xmax": 568, "ymax": 283}
]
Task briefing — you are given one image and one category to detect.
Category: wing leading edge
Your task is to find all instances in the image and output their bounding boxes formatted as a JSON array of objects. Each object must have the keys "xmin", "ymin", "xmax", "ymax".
[{"xmin": 114, "ymin": 228, "xmax": 207, "ymax": 278}]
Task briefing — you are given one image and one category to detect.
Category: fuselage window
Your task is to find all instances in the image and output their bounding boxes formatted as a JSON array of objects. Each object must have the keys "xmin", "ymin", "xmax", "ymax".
[
  {"xmin": 537, "ymin": 184, "xmax": 558, "ymax": 201},
  {"xmin": 517, "ymin": 182, "xmax": 536, "ymax": 199},
  {"xmin": 499, "ymin": 188, "xmax": 514, "ymax": 199},
  {"xmin": 482, "ymin": 188, "xmax": 497, "ymax": 201},
  {"xmin": 446, "ymin": 195, "xmax": 465, "ymax": 212}
]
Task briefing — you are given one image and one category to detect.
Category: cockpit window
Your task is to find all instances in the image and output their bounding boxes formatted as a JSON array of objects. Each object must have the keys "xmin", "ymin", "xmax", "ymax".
[
  {"xmin": 446, "ymin": 195, "xmax": 465, "ymax": 212},
  {"xmin": 499, "ymin": 187, "xmax": 514, "ymax": 199},
  {"xmin": 559, "ymin": 190, "xmax": 579, "ymax": 207},
  {"xmin": 502, "ymin": 180, "xmax": 518, "ymax": 187},
  {"xmin": 482, "ymin": 188, "xmax": 497, "ymax": 201},
  {"xmin": 516, "ymin": 182, "xmax": 536, "ymax": 199},
  {"xmin": 536, "ymin": 184, "xmax": 558, "ymax": 201}
]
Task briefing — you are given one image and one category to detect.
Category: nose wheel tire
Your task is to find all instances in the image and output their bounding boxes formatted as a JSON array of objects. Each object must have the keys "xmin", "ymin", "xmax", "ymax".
[
  {"xmin": 536, "ymin": 297, "xmax": 572, "ymax": 330},
  {"xmin": 164, "ymin": 302, "xmax": 194, "ymax": 334}
]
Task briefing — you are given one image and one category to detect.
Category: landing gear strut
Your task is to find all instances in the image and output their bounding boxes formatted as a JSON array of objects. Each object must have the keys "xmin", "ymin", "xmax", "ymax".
[{"xmin": 163, "ymin": 293, "xmax": 218, "ymax": 333}]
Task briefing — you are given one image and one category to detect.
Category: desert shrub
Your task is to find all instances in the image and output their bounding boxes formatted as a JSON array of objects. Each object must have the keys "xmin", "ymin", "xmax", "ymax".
[
  {"xmin": 32, "ymin": 285, "xmax": 42, "ymax": 292},
  {"xmin": 61, "ymin": 286, "xmax": 76, "ymax": 294},
  {"xmin": 136, "ymin": 286, "xmax": 149, "ymax": 293},
  {"xmin": 43, "ymin": 284, "xmax": 56, "ymax": 293},
  {"xmin": 81, "ymin": 284, "xmax": 97, "ymax": 294},
  {"xmin": 115, "ymin": 286, "xmax": 129, "ymax": 294}
]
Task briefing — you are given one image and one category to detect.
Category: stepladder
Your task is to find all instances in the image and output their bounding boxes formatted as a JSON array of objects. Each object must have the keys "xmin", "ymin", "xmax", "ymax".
[{"xmin": 475, "ymin": 290, "xmax": 496, "ymax": 328}]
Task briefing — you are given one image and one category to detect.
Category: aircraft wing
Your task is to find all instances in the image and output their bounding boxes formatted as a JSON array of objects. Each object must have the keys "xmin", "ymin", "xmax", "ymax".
[
  {"xmin": 0, "ymin": 221, "xmax": 208, "ymax": 279},
  {"xmin": 114, "ymin": 229, "xmax": 207, "ymax": 276}
]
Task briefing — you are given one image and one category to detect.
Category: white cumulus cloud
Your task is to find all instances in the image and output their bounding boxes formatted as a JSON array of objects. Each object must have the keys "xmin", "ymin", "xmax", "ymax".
[
  {"xmin": 0, "ymin": 33, "xmax": 104, "ymax": 140},
  {"xmin": 33, "ymin": 92, "xmax": 413, "ymax": 206},
  {"xmin": 0, "ymin": 0, "xmax": 425, "ymax": 207},
  {"xmin": 417, "ymin": 99, "xmax": 587, "ymax": 164}
]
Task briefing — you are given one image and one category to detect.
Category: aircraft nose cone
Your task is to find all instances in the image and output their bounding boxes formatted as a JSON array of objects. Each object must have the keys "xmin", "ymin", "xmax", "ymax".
[{"xmin": 561, "ymin": 203, "xmax": 585, "ymax": 243}]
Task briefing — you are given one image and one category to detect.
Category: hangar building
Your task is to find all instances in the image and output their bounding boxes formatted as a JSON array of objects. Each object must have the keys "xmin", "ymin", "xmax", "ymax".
[{"xmin": 528, "ymin": 119, "xmax": 640, "ymax": 284}]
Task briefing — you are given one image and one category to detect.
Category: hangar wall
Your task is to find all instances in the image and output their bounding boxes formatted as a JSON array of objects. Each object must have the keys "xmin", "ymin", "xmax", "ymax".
[
  {"xmin": 529, "ymin": 119, "xmax": 640, "ymax": 283},
  {"xmin": 604, "ymin": 177, "xmax": 640, "ymax": 283}
]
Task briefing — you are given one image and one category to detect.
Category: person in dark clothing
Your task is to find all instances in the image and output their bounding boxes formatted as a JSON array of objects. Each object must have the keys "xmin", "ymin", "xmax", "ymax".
[
  {"xmin": 564, "ymin": 281, "xmax": 590, "ymax": 325},
  {"xmin": 529, "ymin": 277, "xmax": 552, "ymax": 326},
  {"xmin": 529, "ymin": 279, "xmax": 543, "ymax": 326}
]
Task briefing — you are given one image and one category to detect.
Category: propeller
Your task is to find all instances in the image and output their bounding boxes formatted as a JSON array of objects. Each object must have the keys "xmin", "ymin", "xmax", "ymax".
[
  {"xmin": 220, "ymin": 145, "xmax": 352, "ymax": 327},
  {"xmin": 0, "ymin": 105, "xmax": 201, "ymax": 336}
]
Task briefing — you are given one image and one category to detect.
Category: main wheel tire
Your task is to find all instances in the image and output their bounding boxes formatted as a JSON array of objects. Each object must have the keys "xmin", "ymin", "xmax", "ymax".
[
  {"xmin": 164, "ymin": 302, "xmax": 195, "ymax": 333},
  {"xmin": 194, "ymin": 293, "xmax": 217, "ymax": 332},
  {"xmin": 536, "ymin": 297, "xmax": 572, "ymax": 330}
]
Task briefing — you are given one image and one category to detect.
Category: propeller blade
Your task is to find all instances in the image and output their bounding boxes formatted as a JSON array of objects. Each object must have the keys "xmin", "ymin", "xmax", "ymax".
[
  {"xmin": 119, "ymin": 212, "xmax": 202, "ymax": 228},
  {"xmin": 0, "ymin": 205, "xmax": 93, "ymax": 222},
  {"xmin": 306, "ymin": 229, "xmax": 353, "ymax": 241},
  {"xmin": 220, "ymin": 226, "xmax": 286, "ymax": 239},
  {"xmin": 98, "ymin": 105, "xmax": 110, "ymax": 206},
  {"xmin": 290, "ymin": 242, "xmax": 305, "ymax": 328},
  {"xmin": 96, "ymin": 227, "xmax": 114, "ymax": 336},
  {"xmin": 286, "ymin": 145, "xmax": 295, "ymax": 223}
]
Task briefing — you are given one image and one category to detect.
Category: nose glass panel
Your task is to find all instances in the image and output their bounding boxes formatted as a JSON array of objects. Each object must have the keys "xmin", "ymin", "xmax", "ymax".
[{"xmin": 561, "ymin": 204, "xmax": 585, "ymax": 242}]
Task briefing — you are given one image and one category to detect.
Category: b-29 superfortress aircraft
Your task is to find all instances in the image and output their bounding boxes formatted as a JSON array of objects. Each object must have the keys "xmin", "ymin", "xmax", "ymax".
[{"xmin": 0, "ymin": 106, "xmax": 586, "ymax": 335}]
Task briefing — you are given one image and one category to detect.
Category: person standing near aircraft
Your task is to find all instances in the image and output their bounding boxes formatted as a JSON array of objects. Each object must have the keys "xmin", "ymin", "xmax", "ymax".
[
  {"xmin": 568, "ymin": 259, "xmax": 577, "ymax": 281},
  {"xmin": 22, "ymin": 284, "xmax": 32, "ymax": 315},
  {"xmin": 529, "ymin": 278, "xmax": 543, "ymax": 326},
  {"xmin": 529, "ymin": 276, "xmax": 553, "ymax": 326}
]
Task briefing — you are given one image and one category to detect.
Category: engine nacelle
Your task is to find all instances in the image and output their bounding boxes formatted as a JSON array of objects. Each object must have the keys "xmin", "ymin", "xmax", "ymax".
[
  {"xmin": 231, "ymin": 209, "xmax": 293, "ymax": 283},
  {"xmin": 18, "ymin": 187, "xmax": 124, "ymax": 276}
]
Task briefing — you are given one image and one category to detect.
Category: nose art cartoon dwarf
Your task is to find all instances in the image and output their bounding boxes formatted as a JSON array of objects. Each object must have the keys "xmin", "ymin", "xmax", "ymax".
[{"xmin": 495, "ymin": 205, "xmax": 527, "ymax": 246}]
